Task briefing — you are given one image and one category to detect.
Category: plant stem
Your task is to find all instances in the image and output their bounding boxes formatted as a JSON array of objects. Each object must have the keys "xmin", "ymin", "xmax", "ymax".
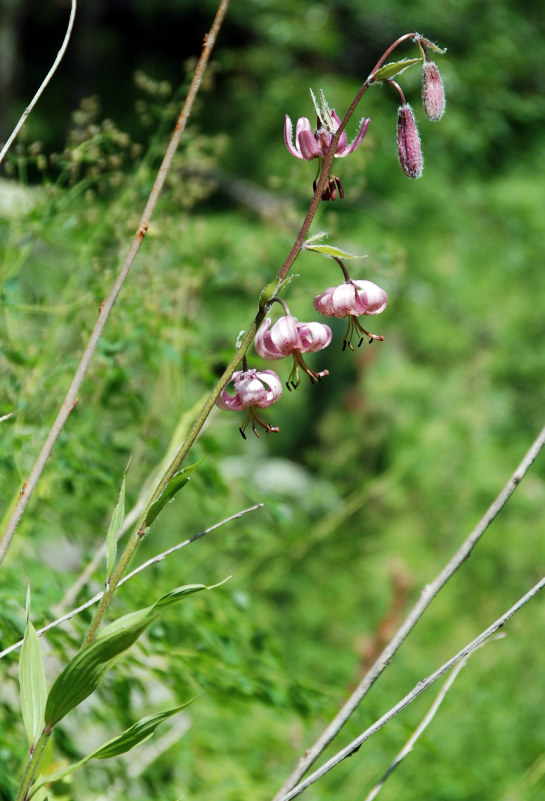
[
  {"xmin": 81, "ymin": 31, "xmax": 390, "ymax": 645},
  {"xmin": 0, "ymin": 0, "xmax": 232, "ymax": 567},
  {"xmin": 273, "ymin": 423, "xmax": 545, "ymax": 799},
  {"xmin": 0, "ymin": 1, "xmax": 77, "ymax": 168},
  {"xmin": 15, "ymin": 730, "xmax": 51, "ymax": 801},
  {"xmin": 278, "ymin": 574, "xmax": 545, "ymax": 801}
]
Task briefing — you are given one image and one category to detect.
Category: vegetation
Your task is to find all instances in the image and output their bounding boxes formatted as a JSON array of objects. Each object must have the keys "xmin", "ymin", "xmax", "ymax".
[{"xmin": 1, "ymin": 1, "xmax": 545, "ymax": 799}]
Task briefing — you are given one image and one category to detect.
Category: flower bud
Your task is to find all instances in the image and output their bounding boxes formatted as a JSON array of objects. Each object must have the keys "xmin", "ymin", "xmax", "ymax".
[
  {"xmin": 397, "ymin": 104, "xmax": 423, "ymax": 179},
  {"xmin": 422, "ymin": 61, "xmax": 446, "ymax": 122}
]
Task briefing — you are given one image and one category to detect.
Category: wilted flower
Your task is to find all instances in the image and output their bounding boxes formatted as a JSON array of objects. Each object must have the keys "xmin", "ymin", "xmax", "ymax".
[
  {"xmin": 422, "ymin": 61, "xmax": 446, "ymax": 121},
  {"xmin": 216, "ymin": 368, "xmax": 282, "ymax": 438},
  {"xmin": 284, "ymin": 89, "xmax": 370, "ymax": 200},
  {"xmin": 397, "ymin": 103, "xmax": 423, "ymax": 179},
  {"xmin": 314, "ymin": 279, "xmax": 388, "ymax": 349},
  {"xmin": 255, "ymin": 313, "xmax": 332, "ymax": 389}
]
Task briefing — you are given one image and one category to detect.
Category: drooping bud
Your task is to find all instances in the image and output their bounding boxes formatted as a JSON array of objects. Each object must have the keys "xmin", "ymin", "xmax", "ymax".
[
  {"xmin": 422, "ymin": 61, "xmax": 446, "ymax": 122},
  {"xmin": 397, "ymin": 104, "xmax": 423, "ymax": 179}
]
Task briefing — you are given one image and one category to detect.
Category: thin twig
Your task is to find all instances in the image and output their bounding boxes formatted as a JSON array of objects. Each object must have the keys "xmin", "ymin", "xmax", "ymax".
[
  {"xmin": 56, "ymin": 393, "xmax": 209, "ymax": 613},
  {"xmin": 0, "ymin": 0, "xmax": 77, "ymax": 167},
  {"xmin": 273, "ymin": 423, "xmax": 545, "ymax": 799},
  {"xmin": 0, "ymin": 0, "xmax": 232, "ymax": 566},
  {"xmin": 0, "ymin": 413, "xmax": 14, "ymax": 423},
  {"xmin": 279, "ymin": 575, "xmax": 545, "ymax": 801},
  {"xmin": 362, "ymin": 634, "xmax": 505, "ymax": 801},
  {"xmin": 0, "ymin": 503, "xmax": 262, "ymax": 661}
]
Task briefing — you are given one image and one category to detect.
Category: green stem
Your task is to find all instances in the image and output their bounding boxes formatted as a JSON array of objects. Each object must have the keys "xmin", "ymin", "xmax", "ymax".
[
  {"xmin": 83, "ymin": 314, "xmax": 262, "ymax": 645},
  {"xmin": 15, "ymin": 730, "xmax": 51, "ymax": 801},
  {"xmin": 83, "ymin": 31, "xmax": 423, "ymax": 643}
]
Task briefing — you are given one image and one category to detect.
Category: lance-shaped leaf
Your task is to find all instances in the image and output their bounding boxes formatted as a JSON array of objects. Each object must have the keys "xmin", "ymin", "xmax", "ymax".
[
  {"xmin": 106, "ymin": 474, "xmax": 126, "ymax": 580},
  {"xmin": 373, "ymin": 58, "xmax": 421, "ymax": 82},
  {"xmin": 29, "ymin": 702, "xmax": 193, "ymax": 798},
  {"xmin": 304, "ymin": 242, "xmax": 364, "ymax": 260},
  {"xmin": 44, "ymin": 615, "xmax": 156, "ymax": 729},
  {"xmin": 19, "ymin": 618, "xmax": 47, "ymax": 748},
  {"xmin": 98, "ymin": 581, "xmax": 228, "ymax": 640},
  {"xmin": 144, "ymin": 458, "xmax": 205, "ymax": 528}
]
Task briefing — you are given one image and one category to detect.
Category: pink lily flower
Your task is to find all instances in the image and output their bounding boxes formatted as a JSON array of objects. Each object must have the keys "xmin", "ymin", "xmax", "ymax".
[
  {"xmin": 255, "ymin": 314, "xmax": 332, "ymax": 389},
  {"xmin": 216, "ymin": 368, "xmax": 283, "ymax": 438},
  {"xmin": 314, "ymin": 279, "xmax": 388, "ymax": 350},
  {"xmin": 284, "ymin": 89, "xmax": 370, "ymax": 200}
]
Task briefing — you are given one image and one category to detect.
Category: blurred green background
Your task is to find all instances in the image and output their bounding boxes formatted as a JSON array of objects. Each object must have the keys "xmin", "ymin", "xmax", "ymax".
[{"xmin": 1, "ymin": 0, "xmax": 545, "ymax": 799}]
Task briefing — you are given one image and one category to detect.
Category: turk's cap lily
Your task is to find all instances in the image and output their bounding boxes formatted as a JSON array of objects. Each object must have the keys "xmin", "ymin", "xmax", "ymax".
[
  {"xmin": 255, "ymin": 315, "xmax": 332, "ymax": 360},
  {"xmin": 255, "ymin": 314, "xmax": 332, "ymax": 390},
  {"xmin": 216, "ymin": 368, "xmax": 282, "ymax": 411},
  {"xmin": 314, "ymin": 279, "xmax": 388, "ymax": 349},
  {"xmin": 284, "ymin": 89, "xmax": 370, "ymax": 162},
  {"xmin": 216, "ymin": 368, "xmax": 283, "ymax": 438},
  {"xmin": 314, "ymin": 279, "xmax": 388, "ymax": 319}
]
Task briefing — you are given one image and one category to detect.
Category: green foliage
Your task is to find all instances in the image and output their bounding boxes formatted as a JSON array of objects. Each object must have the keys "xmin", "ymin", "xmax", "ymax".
[
  {"xmin": 1, "ymin": 1, "xmax": 545, "ymax": 800},
  {"xmin": 44, "ymin": 616, "xmax": 156, "ymax": 728},
  {"xmin": 19, "ymin": 618, "xmax": 47, "ymax": 749}
]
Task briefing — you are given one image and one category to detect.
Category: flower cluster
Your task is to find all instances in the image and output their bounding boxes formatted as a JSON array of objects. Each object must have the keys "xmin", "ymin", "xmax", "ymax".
[
  {"xmin": 217, "ymin": 267, "xmax": 388, "ymax": 436},
  {"xmin": 216, "ymin": 34, "xmax": 445, "ymax": 437}
]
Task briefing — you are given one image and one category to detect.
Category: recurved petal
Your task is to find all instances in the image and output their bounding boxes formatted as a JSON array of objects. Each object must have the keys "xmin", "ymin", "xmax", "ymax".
[
  {"xmin": 330, "ymin": 110, "xmax": 348, "ymax": 152},
  {"xmin": 234, "ymin": 369, "xmax": 283, "ymax": 408},
  {"xmin": 352, "ymin": 280, "xmax": 388, "ymax": 314},
  {"xmin": 336, "ymin": 117, "xmax": 371, "ymax": 157},
  {"xmin": 296, "ymin": 321, "xmax": 333, "ymax": 352},
  {"xmin": 255, "ymin": 316, "xmax": 301, "ymax": 359},
  {"xmin": 216, "ymin": 371, "xmax": 246, "ymax": 411},
  {"xmin": 314, "ymin": 281, "xmax": 368, "ymax": 318},
  {"xmin": 296, "ymin": 124, "xmax": 322, "ymax": 160},
  {"xmin": 284, "ymin": 115, "xmax": 304, "ymax": 159}
]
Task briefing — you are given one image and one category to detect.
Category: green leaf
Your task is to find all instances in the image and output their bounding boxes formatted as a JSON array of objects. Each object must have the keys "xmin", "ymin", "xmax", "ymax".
[
  {"xmin": 96, "ymin": 606, "xmax": 154, "ymax": 639},
  {"xmin": 106, "ymin": 474, "xmax": 126, "ymax": 579},
  {"xmin": 98, "ymin": 580, "xmax": 228, "ymax": 640},
  {"xmin": 144, "ymin": 458, "xmax": 205, "ymax": 528},
  {"xmin": 19, "ymin": 618, "xmax": 47, "ymax": 748},
  {"xmin": 29, "ymin": 785, "xmax": 48, "ymax": 801},
  {"xmin": 30, "ymin": 703, "xmax": 193, "ymax": 797},
  {"xmin": 304, "ymin": 243, "xmax": 364, "ymax": 260},
  {"xmin": 373, "ymin": 58, "xmax": 421, "ymax": 82},
  {"xmin": 153, "ymin": 582, "xmax": 220, "ymax": 611},
  {"xmin": 92, "ymin": 701, "xmax": 194, "ymax": 758},
  {"xmin": 44, "ymin": 615, "xmax": 156, "ymax": 728}
]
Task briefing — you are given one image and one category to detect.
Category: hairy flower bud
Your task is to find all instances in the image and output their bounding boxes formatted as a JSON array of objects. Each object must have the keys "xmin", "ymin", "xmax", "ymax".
[
  {"xmin": 397, "ymin": 104, "xmax": 423, "ymax": 179},
  {"xmin": 422, "ymin": 61, "xmax": 446, "ymax": 122}
]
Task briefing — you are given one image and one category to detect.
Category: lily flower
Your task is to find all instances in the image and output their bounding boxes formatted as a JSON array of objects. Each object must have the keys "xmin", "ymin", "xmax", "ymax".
[
  {"xmin": 284, "ymin": 89, "xmax": 370, "ymax": 200},
  {"xmin": 314, "ymin": 279, "xmax": 388, "ymax": 350},
  {"xmin": 216, "ymin": 368, "xmax": 282, "ymax": 439},
  {"xmin": 255, "ymin": 310, "xmax": 332, "ymax": 390}
]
